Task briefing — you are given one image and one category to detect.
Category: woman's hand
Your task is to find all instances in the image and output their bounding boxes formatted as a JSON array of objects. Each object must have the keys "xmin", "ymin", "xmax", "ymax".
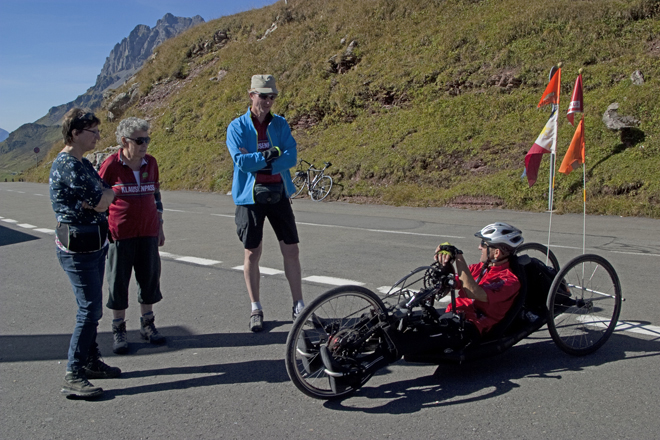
[{"xmin": 158, "ymin": 219, "xmax": 165, "ymax": 246}]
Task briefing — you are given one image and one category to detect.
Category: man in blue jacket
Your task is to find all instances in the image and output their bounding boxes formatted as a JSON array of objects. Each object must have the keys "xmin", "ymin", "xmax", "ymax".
[{"xmin": 226, "ymin": 74, "xmax": 305, "ymax": 332}]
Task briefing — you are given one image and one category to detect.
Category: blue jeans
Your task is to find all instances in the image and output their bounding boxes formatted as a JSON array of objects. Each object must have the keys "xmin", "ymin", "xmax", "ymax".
[{"xmin": 56, "ymin": 246, "xmax": 107, "ymax": 372}]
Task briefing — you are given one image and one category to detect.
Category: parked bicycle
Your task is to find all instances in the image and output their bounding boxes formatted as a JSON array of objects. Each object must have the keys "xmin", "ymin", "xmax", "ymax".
[{"xmin": 292, "ymin": 160, "xmax": 333, "ymax": 201}]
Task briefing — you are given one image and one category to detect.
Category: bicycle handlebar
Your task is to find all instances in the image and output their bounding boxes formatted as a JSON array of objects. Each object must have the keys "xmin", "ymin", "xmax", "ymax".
[{"xmin": 298, "ymin": 159, "xmax": 332, "ymax": 170}]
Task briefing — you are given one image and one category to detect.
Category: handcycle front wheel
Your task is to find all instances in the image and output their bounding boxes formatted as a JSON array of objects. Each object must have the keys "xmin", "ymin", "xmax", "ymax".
[
  {"xmin": 546, "ymin": 254, "xmax": 622, "ymax": 356},
  {"xmin": 309, "ymin": 175, "xmax": 333, "ymax": 201},
  {"xmin": 515, "ymin": 242, "xmax": 560, "ymax": 271},
  {"xmin": 291, "ymin": 174, "xmax": 307, "ymax": 198},
  {"xmin": 285, "ymin": 285, "xmax": 389, "ymax": 400}
]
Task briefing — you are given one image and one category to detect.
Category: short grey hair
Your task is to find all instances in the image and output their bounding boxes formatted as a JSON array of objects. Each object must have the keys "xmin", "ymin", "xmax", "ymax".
[{"xmin": 116, "ymin": 117, "xmax": 150, "ymax": 144}]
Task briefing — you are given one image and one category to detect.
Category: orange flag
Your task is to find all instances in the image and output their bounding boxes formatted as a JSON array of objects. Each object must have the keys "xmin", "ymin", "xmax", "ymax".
[
  {"xmin": 559, "ymin": 115, "xmax": 585, "ymax": 175},
  {"xmin": 538, "ymin": 68, "xmax": 561, "ymax": 108}
]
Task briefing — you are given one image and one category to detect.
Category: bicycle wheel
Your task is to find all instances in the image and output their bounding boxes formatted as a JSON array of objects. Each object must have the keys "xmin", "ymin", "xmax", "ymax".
[
  {"xmin": 291, "ymin": 174, "xmax": 307, "ymax": 198},
  {"xmin": 547, "ymin": 254, "xmax": 622, "ymax": 356},
  {"xmin": 309, "ymin": 175, "xmax": 333, "ymax": 201},
  {"xmin": 285, "ymin": 285, "xmax": 390, "ymax": 400},
  {"xmin": 515, "ymin": 242, "xmax": 560, "ymax": 271}
]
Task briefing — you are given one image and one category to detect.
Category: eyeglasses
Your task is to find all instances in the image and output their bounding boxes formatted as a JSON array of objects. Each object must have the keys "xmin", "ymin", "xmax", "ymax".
[
  {"xmin": 126, "ymin": 136, "xmax": 151, "ymax": 145},
  {"xmin": 480, "ymin": 240, "xmax": 491, "ymax": 248},
  {"xmin": 82, "ymin": 128, "xmax": 101, "ymax": 136},
  {"xmin": 256, "ymin": 93, "xmax": 277, "ymax": 100}
]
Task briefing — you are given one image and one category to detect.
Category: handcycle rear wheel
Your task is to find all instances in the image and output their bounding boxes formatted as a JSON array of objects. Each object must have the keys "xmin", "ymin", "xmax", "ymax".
[
  {"xmin": 547, "ymin": 254, "xmax": 622, "ymax": 356},
  {"xmin": 285, "ymin": 285, "xmax": 389, "ymax": 400},
  {"xmin": 515, "ymin": 242, "xmax": 560, "ymax": 271},
  {"xmin": 291, "ymin": 174, "xmax": 307, "ymax": 198},
  {"xmin": 310, "ymin": 175, "xmax": 333, "ymax": 201}
]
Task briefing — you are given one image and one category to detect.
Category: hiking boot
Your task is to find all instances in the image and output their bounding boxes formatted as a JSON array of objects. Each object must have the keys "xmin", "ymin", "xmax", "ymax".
[
  {"xmin": 249, "ymin": 310, "xmax": 264, "ymax": 332},
  {"xmin": 83, "ymin": 350, "xmax": 121, "ymax": 379},
  {"xmin": 61, "ymin": 371, "xmax": 103, "ymax": 398},
  {"xmin": 140, "ymin": 313, "xmax": 165, "ymax": 344},
  {"xmin": 112, "ymin": 320, "xmax": 129, "ymax": 354}
]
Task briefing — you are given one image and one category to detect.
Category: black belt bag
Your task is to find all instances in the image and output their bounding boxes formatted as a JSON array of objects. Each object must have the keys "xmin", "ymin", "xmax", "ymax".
[
  {"xmin": 56, "ymin": 222, "xmax": 108, "ymax": 253},
  {"xmin": 254, "ymin": 183, "xmax": 284, "ymax": 204}
]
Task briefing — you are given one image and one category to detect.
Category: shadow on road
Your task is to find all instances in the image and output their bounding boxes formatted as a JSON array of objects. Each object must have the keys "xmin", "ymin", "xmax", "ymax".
[
  {"xmin": 0, "ymin": 325, "xmax": 289, "ymax": 363},
  {"xmin": 323, "ymin": 332, "xmax": 660, "ymax": 413},
  {"xmin": 100, "ymin": 359, "xmax": 289, "ymax": 399},
  {"xmin": 0, "ymin": 224, "xmax": 39, "ymax": 247}
]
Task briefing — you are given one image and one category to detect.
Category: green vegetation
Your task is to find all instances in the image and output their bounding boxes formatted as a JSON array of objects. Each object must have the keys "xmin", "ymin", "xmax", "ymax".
[{"xmin": 23, "ymin": 0, "xmax": 660, "ymax": 216}]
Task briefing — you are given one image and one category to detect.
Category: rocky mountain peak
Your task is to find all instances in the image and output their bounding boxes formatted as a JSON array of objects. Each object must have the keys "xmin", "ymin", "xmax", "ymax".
[{"xmin": 35, "ymin": 13, "xmax": 204, "ymax": 126}]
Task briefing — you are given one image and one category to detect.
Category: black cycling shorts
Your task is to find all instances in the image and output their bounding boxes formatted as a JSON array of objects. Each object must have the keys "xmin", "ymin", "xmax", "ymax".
[{"xmin": 235, "ymin": 197, "xmax": 299, "ymax": 249}]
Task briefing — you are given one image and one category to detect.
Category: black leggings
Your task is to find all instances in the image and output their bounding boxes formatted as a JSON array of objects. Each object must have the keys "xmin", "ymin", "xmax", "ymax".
[{"xmin": 394, "ymin": 316, "xmax": 481, "ymax": 356}]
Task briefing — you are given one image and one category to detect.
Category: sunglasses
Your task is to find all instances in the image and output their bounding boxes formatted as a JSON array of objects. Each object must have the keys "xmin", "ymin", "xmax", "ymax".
[
  {"xmin": 256, "ymin": 93, "xmax": 277, "ymax": 100},
  {"xmin": 126, "ymin": 136, "xmax": 151, "ymax": 145},
  {"xmin": 82, "ymin": 128, "xmax": 101, "ymax": 136},
  {"xmin": 480, "ymin": 240, "xmax": 491, "ymax": 248}
]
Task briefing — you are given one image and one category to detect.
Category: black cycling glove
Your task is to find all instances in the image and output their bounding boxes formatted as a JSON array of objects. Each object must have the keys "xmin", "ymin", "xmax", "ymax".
[
  {"xmin": 437, "ymin": 242, "xmax": 463, "ymax": 259},
  {"xmin": 262, "ymin": 147, "xmax": 281, "ymax": 163}
]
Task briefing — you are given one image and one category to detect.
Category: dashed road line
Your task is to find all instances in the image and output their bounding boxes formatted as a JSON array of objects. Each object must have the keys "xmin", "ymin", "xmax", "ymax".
[
  {"xmin": 303, "ymin": 275, "xmax": 365, "ymax": 286},
  {"xmin": 17, "ymin": 223, "xmax": 37, "ymax": 229},
  {"xmin": 232, "ymin": 265, "xmax": 283, "ymax": 275}
]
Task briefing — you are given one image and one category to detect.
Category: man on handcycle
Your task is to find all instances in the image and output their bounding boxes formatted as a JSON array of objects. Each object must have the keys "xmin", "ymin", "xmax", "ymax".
[
  {"xmin": 391, "ymin": 222, "xmax": 525, "ymax": 356},
  {"xmin": 320, "ymin": 222, "xmax": 524, "ymax": 377}
]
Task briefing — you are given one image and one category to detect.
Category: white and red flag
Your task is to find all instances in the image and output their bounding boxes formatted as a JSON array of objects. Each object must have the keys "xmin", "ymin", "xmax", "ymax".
[
  {"xmin": 524, "ymin": 108, "xmax": 558, "ymax": 187},
  {"xmin": 566, "ymin": 73, "xmax": 583, "ymax": 126}
]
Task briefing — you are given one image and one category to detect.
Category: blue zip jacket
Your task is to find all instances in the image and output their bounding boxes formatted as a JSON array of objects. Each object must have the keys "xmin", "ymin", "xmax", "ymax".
[{"xmin": 226, "ymin": 109, "xmax": 297, "ymax": 205}]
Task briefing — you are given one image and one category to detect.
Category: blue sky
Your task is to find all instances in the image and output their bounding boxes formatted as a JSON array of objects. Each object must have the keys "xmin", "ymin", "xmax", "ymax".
[{"xmin": 0, "ymin": 0, "xmax": 277, "ymax": 133}]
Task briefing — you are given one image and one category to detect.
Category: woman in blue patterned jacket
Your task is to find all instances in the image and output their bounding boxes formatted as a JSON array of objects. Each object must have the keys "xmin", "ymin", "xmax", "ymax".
[{"xmin": 50, "ymin": 108, "xmax": 120, "ymax": 399}]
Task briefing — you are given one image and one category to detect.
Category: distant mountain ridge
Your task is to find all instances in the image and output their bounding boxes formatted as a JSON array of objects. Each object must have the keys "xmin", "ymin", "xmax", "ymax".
[
  {"xmin": 0, "ymin": 13, "xmax": 204, "ymax": 180},
  {"xmin": 35, "ymin": 13, "xmax": 204, "ymax": 126}
]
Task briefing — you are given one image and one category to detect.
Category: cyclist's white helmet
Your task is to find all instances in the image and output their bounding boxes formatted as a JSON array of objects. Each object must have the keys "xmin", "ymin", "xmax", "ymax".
[{"xmin": 475, "ymin": 222, "xmax": 524, "ymax": 252}]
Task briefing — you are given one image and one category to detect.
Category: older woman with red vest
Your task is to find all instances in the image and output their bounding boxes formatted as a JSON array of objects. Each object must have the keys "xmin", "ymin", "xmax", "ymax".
[{"xmin": 99, "ymin": 117, "xmax": 166, "ymax": 355}]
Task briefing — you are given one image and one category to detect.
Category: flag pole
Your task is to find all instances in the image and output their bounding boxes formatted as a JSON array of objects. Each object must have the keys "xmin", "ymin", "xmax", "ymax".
[
  {"xmin": 579, "ymin": 68, "xmax": 586, "ymax": 255},
  {"xmin": 546, "ymin": 63, "xmax": 561, "ymax": 260},
  {"xmin": 582, "ymin": 161, "xmax": 586, "ymax": 254}
]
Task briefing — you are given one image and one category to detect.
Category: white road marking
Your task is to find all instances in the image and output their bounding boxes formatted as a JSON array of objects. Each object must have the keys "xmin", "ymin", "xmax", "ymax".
[
  {"xmin": 296, "ymin": 221, "xmax": 463, "ymax": 239},
  {"xmin": 175, "ymin": 256, "xmax": 221, "ymax": 266},
  {"xmin": 549, "ymin": 244, "xmax": 660, "ymax": 258},
  {"xmin": 303, "ymin": 275, "xmax": 365, "ymax": 286},
  {"xmin": 17, "ymin": 223, "xmax": 37, "ymax": 229},
  {"xmin": 615, "ymin": 320, "xmax": 660, "ymax": 337},
  {"xmin": 2, "ymin": 218, "xmax": 18, "ymax": 223},
  {"xmin": 159, "ymin": 251, "xmax": 181, "ymax": 259},
  {"xmin": 34, "ymin": 194, "xmax": 45, "ymax": 196},
  {"xmin": 34, "ymin": 228, "xmax": 55, "ymax": 234},
  {"xmin": 159, "ymin": 252, "xmax": 220, "ymax": 266},
  {"xmin": 232, "ymin": 265, "xmax": 284, "ymax": 275}
]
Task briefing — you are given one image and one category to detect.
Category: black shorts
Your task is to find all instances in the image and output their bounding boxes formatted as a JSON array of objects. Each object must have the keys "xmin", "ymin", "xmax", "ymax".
[{"xmin": 235, "ymin": 197, "xmax": 299, "ymax": 249}]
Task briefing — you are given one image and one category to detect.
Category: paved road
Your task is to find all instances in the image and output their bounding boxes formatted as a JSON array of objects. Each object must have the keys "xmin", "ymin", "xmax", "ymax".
[{"xmin": 1, "ymin": 182, "xmax": 659, "ymax": 439}]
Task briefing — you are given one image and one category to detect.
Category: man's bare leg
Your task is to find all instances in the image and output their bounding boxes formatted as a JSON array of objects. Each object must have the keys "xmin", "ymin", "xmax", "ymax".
[
  {"xmin": 280, "ymin": 241, "xmax": 303, "ymax": 303},
  {"xmin": 244, "ymin": 243, "xmax": 263, "ymax": 303}
]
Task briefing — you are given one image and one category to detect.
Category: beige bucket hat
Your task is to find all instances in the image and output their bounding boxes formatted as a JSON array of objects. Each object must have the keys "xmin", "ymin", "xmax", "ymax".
[{"xmin": 250, "ymin": 74, "xmax": 278, "ymax": 94}]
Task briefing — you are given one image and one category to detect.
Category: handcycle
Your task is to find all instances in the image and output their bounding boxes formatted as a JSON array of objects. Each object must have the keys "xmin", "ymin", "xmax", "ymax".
[
  {"xmin": 292, "ymin": 159, "xmax": 333, "ymax": 201},
  {"xmin": 285, "ymin": 243, "xmax": 622, "ymax": 399}
]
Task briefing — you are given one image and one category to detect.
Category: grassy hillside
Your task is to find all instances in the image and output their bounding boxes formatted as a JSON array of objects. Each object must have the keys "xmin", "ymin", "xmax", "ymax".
[
  {"xmin": 0, "ymin": 124, "xmax": 61, "ymax": 181},
  {"xmin": 23, "ymin": 0, "xmax": 660, "ymax": 216}
]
